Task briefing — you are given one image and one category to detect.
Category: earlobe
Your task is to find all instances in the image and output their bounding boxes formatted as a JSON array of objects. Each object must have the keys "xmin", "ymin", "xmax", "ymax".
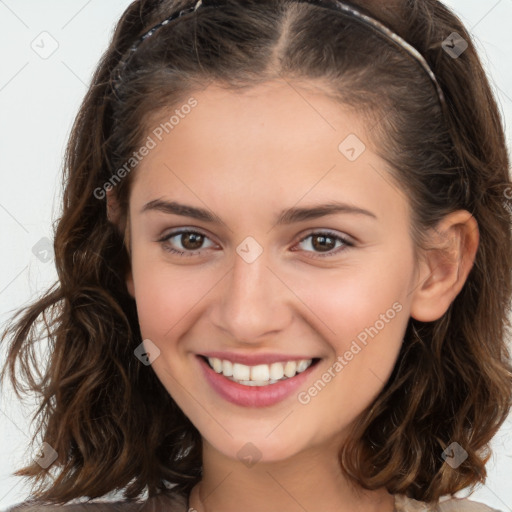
[
  {"xmin": 106, "ymin": 188, "xmax": 135, "ymax": 298},
  {"xmin": 124, "ymin": 220, "xmax": 134, "ymax": 298},
  {"xmin": 106, "ymin": 187, "xmax": 125, "ymax": 235},
  {"xmin": 125, "ymin": 269, "xmax": 135, "ymax": 298},
  {"xmin": 410, "ymin": 210, "xmax": 479, "ymax": 322}
]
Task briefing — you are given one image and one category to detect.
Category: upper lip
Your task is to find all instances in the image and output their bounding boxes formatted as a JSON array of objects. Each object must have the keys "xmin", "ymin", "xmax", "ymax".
[{"xmin": 199, "ymin": 352, "xmax": 319, "ymax": 366}]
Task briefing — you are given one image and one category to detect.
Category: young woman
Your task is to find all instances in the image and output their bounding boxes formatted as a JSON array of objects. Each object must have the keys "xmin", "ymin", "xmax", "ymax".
[{"xmin": 2, "ymin": 0, "xmax": 511, "ymax": 511}]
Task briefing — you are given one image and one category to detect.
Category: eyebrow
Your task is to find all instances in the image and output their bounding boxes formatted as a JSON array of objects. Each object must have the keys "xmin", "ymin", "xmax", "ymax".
[{"xmin": 140, "ymin": 199, "xmax": 377, "ymax": 225}]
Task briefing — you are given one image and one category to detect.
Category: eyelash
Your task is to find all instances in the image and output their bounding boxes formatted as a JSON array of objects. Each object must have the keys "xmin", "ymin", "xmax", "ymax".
[{"xmin": 158, "ymin": 229, "xmax": 354, "ymax": 259}]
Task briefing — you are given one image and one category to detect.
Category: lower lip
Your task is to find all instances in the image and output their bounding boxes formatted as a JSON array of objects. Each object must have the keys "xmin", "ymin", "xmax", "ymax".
[{"xmin": 197, "ymin": 356, "xmax": 318, "ymax": 408}]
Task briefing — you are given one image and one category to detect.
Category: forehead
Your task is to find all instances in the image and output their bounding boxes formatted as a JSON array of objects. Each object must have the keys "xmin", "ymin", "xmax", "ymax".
[
  {"xmin": 129, "ymin": 79, "xmax": 407, "ymax": 226},
  {"xmin": 135, "ymin": 79, "xmax": 375, "ymax": 181}
]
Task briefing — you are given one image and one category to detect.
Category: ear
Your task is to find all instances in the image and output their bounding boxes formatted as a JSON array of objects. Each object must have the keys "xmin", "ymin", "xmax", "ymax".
[
  {"xmin": 106, "ymin": 187, "xmax": 135, "ymax": 298},
  {"xmin": 410, "ymin": 210, "xmax": 479, "ymax": 322},
  {"xmin": 106, "ymin": 186, "xmax": 124, "ymax": 234},
  {"xmin": 125, "ymin": 261, "xmax": 135, "ymax": 299}
]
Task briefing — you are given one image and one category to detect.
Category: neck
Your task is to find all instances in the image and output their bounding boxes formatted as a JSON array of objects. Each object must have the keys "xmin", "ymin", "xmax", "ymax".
[{"xmin": 188, "ymin": 438, "xmax": 395, "ymax": 512}]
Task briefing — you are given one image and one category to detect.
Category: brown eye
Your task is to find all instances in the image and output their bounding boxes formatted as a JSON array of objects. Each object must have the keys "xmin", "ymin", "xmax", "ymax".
[
  {"xmin": 311, "ymin": 234, "xmax": 337, "ymax": 252},
  {"xmin": 159, "ymin": 230, "xmax": 215, "ymax": 256},
  {"xmin": 180, "ymin": 232, "xmax": 204, "ymax": 250},
  {"xmin": 295, "ymin": 231, "xmax": 353, "ymax": 258}
]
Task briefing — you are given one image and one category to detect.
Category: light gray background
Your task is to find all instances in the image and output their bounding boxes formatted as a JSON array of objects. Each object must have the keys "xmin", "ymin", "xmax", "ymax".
[{"xmin": 1, "ymin": 0, "xmax": 511, "ymax": 509}]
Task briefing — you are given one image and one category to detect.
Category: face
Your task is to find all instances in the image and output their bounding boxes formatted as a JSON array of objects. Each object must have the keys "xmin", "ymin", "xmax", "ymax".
[{"xmin": 124, "ymin": 79, "xmax": 418, "ymax": 464}]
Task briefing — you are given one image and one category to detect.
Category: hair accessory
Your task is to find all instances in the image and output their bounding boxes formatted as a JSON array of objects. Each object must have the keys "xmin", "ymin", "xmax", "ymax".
[
  {"xmin": 306, "ymin": 0, "xmax": 446, "ymax": 106},
  {"xmin": 112, "ymin": 0, "xmax": 445, "ymax": 107},
  {"xmin": 112, "ymin": 0, "xmax": 204, "ymax": 93}
]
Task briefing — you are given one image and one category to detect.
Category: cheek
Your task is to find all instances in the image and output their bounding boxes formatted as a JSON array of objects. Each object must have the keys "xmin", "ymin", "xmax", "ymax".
[
  {"xmin": 291, "ymin": 249, "xmax": 411, "ymax": 410},
  {"xmin": 294, "ymin": 251, "xmax": 411, "ymax": 346},
  {"xmin": 129, "ymin": 252, "xmax": 207, "ymax": 342},
  {"xmin": 130, "ymin": 263, "xmax": 206, "ymax": 398}
]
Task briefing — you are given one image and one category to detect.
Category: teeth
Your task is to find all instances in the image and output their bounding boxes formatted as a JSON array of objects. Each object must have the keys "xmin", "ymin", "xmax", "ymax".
[
  {"xmin": 206, "ymin": 357, "xmax": 314, "ymax": 386},
  {"xmin": 269, "ymin": 362, "xmax": 284, "ymax": 380},
  {"xmin": 232, "ymin": 363, "xmax": 250, "ymax": 381},
  {"xmin": 283, "ymin": 361, "xmax": 297, "ymax": 378},
  {"xmin": 222, "ymin": 359, "xmax": 233, "ymax": 377},
  {"xmin": 211, "ymin": 358, "xmax": 223, "ymax": 373},
  {"xmin": 237, "ymin": 379, "xmax": 279, "ymax": 386},
  {"xmin": 296, "ymin": 359, "xmax": 310, "ymax": 373},
  {"xmin": 251, "ymin": 364, "xmax": 270, "ymax": 381}
]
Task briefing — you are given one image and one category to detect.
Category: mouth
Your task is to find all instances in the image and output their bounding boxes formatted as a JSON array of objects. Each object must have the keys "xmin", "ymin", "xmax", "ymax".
[
  {"xmin": 199, "ymin": 355, "xmax": 321, "ymax": 387},
  {"xmin": 197, "ymin": 354, "xmax": 322, "ymax": 407}
]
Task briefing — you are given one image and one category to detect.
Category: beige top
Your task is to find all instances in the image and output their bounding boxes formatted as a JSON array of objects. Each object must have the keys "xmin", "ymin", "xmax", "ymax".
[{"xmin": 4, "ymin": 493, "xmax": 503, "ymax": 511}]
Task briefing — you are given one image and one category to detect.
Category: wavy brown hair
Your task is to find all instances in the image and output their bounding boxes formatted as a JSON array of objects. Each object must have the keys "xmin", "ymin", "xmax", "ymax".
[{"xmin": 1, "ymin": 0, "xmax": 511, "ymax": 507}]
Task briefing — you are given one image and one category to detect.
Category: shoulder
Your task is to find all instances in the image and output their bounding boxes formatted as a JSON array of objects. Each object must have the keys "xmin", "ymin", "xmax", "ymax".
[
  {"xmin": 394, "ymin": 494, "xmax": 503, "ymax": 512},
  {"xmin": 4, "ymin": 492, "xmax": 188, "ymax": 512},
  {"xmin": 437, "ymin": 497, "xmax": 503, "ymax": 512}
]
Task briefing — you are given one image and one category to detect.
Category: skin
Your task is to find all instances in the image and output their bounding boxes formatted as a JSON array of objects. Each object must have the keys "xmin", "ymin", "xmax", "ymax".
[{"xmin": 108, "ymin": 79, "xmax": 479, "ymax": 512}]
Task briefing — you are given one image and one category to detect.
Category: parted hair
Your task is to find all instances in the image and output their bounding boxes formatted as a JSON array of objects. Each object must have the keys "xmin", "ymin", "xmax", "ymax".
[{"xmin": 1, "ymin": 0, "xmax": 511, "ymax": 507}]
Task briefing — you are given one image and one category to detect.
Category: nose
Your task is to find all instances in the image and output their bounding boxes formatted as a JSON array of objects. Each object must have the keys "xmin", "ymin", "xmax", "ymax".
[{"xmin": 210, "ymin": 243, "xmax": 293, "ymax": 344}]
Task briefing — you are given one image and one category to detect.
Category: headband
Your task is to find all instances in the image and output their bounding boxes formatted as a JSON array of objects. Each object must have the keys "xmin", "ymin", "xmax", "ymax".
[{"xmin": 112, "ymin": 0, "xmax": 446, "ymax": 107}]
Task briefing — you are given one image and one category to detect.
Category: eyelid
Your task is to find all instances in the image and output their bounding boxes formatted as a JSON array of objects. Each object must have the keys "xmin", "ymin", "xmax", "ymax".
[
  {"xmin": 158, "ymin": 226, "xmax": 355, "ymax": 258},
  {"xmin": 292, "ymin": 229, "xmax": 354, "ymax": 258},
  {"xmin": 158, "ymin": 226, "xmax": 355, "ymax": 244},
  {"xmin": 296, "ymin": 227, "xmax": 355, "ymax": 245},
  {"xmin": 158, "ymin": 227, "xmax": 217, "ymax": 251}
]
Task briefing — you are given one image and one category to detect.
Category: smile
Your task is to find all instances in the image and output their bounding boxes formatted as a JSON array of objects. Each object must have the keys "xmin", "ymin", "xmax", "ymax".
[
  {"xmin": 205, "ymin": 356, "xmax": 314, "ymax": 386},
  {"xmin": 198, "ymin": 355, "xmax": 321, "ymax": 407}
]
